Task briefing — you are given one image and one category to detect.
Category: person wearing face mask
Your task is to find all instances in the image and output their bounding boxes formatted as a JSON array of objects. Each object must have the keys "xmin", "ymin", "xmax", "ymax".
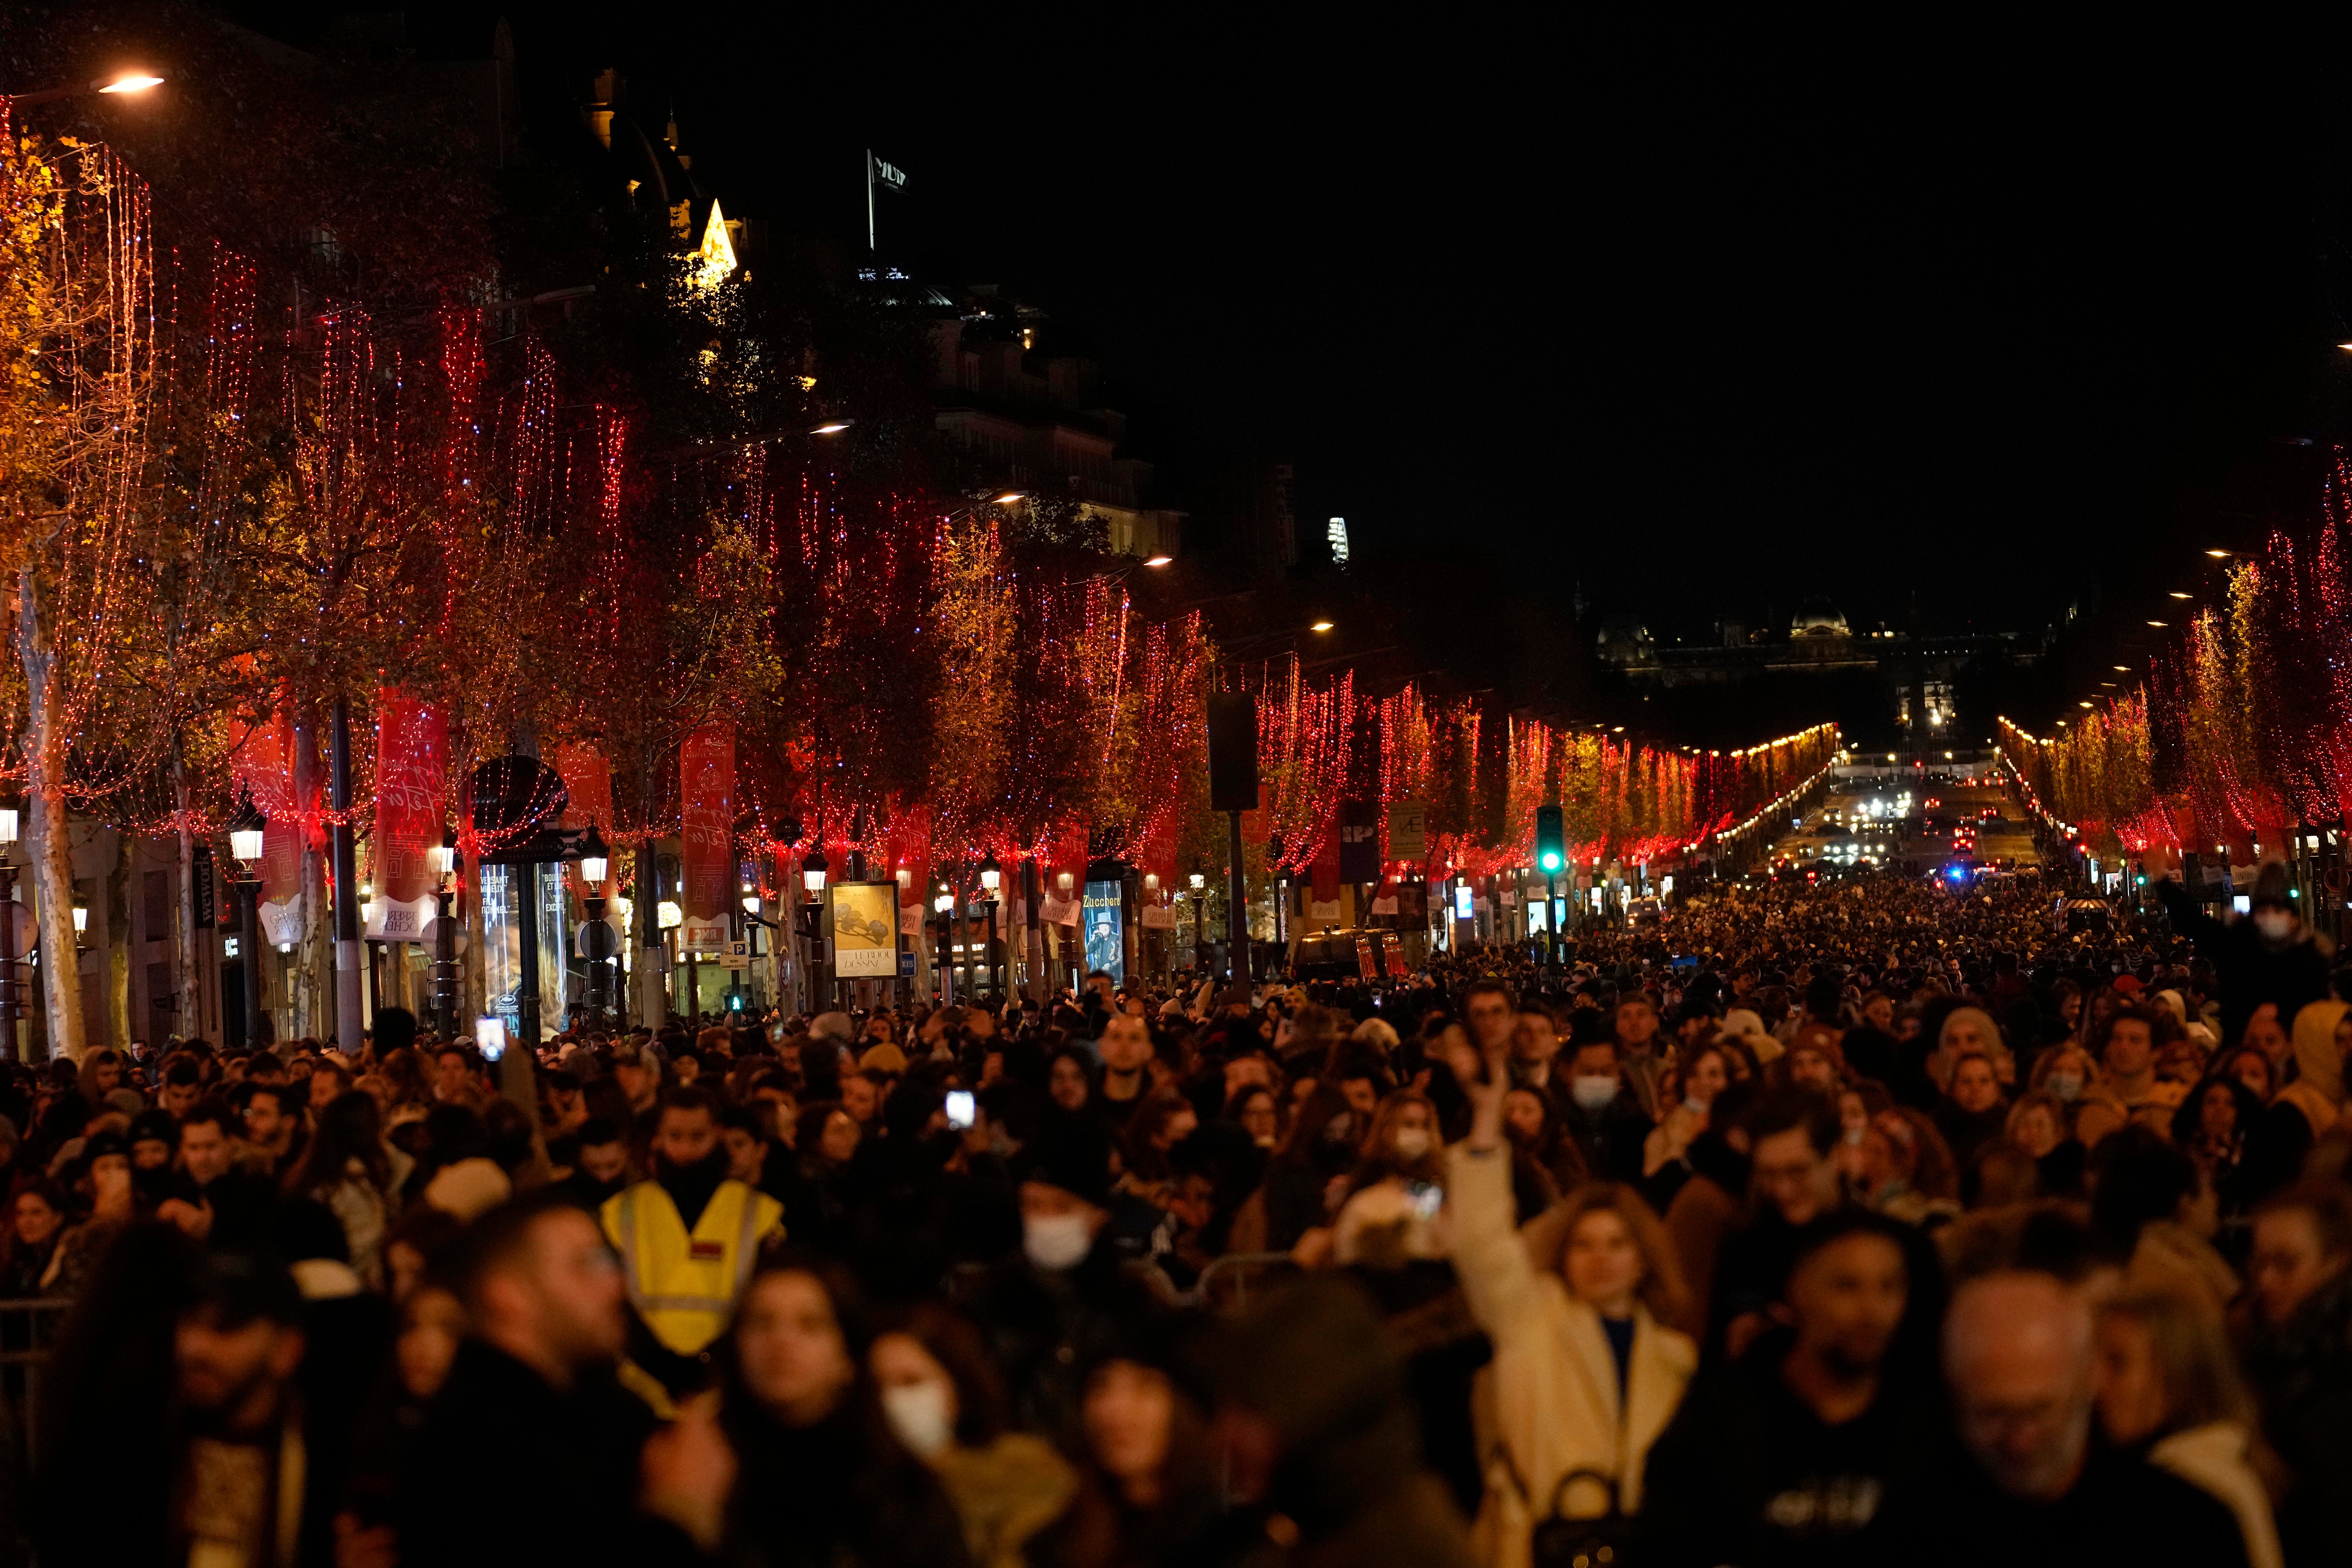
[
  {"xmin": 1558, "ymin": 1039, "xmax": 1654, "ymax": 1185},
  {"xmin": 2149, "ymin": 854, "xmax": 2329, "ymax": 1063},
  {"xmin": 868, "ymin": 1302, "xmax": 1075, "ymax": 1568},
  {"xmin": 600, "ymin": 1087, "xmax": 785, "ymax": 1406},
  {"xmin": 639, "ymin": 1258, "xmax": 973, "ymax": 1568},
  {"xmin": 968, "ymin": 1114, "xmax": 1167, "ymax": 1442}
]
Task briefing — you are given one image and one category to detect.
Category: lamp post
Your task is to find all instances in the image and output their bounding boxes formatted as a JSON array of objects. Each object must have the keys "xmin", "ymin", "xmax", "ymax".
[
  {"xmin": 801, "ymin": 848, "xmax": 829, "ymax": 1011},
  {"xmin": 0, "ymin": 801, "xmax": 18, "ymax": 1060},
  {"xmin": 1189, "ymin": 868, "xmax": 1206, "ymax": 977},
  {"xmin": 580, "ymin": 824, "xmax": 611, "ymax": 1030},
  {"xmin": 932, "ymin": 889, "xmax": 954, "ymax": 1001},
  {"xmin": 428, "ymin": 827, "xmax": 459, "ymax": 1041},
  {"xmin": 3, "ymin": 70, "xmax": 165, "ymax": 107},
  {"xmin": 229, "ymin": 801, "xmax": 266, "ymax": 1050},
  {"xmin": 979, "ymin": 853, "xmax": 1002, "ymax": 999}
]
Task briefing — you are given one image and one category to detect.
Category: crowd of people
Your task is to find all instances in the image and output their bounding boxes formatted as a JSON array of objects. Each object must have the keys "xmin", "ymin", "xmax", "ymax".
[{"xmin": 2, "ymin": 843, "xmax": 2351, "ymax": 1565}]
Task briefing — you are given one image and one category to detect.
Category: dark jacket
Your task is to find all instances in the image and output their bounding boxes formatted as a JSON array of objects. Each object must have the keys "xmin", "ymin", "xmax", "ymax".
[
  {"xmin": 1557, "ymin": 1086, "xmax": 1653, "ymax": 1185},
  {"xmin": 396, "ymin": 1340, "xmax": 657, "ymax": 1568},
  {"xmin": 2155, "ymin": 879, "xmax": 2330, "ymax": 1050},
  {"xmin": 2242, "ymin": 1271, "xmax": 2352, "ymax": 1567},
  {"xmin": 962, "ymin": 1240, "xmax": 1169, "ymax": 1445},
  {"xmin": 1882, "ymin": 1430, "xmax": 2250, "ymax": 1567}
]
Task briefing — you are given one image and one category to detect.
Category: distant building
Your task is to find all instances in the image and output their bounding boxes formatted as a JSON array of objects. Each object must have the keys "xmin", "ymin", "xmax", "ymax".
[{"xmin": 930, "ymin": 291, "xmax": 1182, "ymax": 561}]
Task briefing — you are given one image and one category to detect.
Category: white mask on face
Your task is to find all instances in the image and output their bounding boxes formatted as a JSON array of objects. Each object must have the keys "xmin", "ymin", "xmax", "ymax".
[
  {"xmin": 1571, "ymin": 1075, "xmax": 1620, "ymax": 1112},
  {"xmin": 1023, "ymin": 1213, "xmax": 1094, "ymax": 1271},
  {"xmin": 882, "ymin": 1380, "xmax": 955, "ymax": 1459},
  {"xmin": 1390, "ymin": 1127, "xmax": 1432, "ymax": 1162},
  {"xmin": 2046, "ymin": 1072, "xmax": 2083, "ymax": 1102},
  {"xmin": 2254, "ymin": 909, "xmax": 2294, "ymax": 942}
]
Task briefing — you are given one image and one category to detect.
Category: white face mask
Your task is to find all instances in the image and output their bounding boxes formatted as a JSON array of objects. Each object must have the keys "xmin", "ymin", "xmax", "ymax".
[
  {"xmin": 1571, "ymin": 1075, "xmax": 1620, "ymax": 1111},
  {"xmin": 1390, "ymin": 1127, "xmax": 1432, "ymax": 1162},
  {"xmin": 882, "ymin": 1380, "xmax": 955, "ymax": 1459},
  {"xmin": 2046, "ymin": 1072, "xmax": 2083, "ymax": 1102},
  {"xmin": 1682, "ymin": 1096, "xmax": 1709, "ymax": 1117},
  {"xmin": 1023, "ymin": 1212, "xmax": 1094, "ymax": 1271},
  {"xmin": 2254, "ymin": 910, "xmax": 2294, "ymax": 942}
]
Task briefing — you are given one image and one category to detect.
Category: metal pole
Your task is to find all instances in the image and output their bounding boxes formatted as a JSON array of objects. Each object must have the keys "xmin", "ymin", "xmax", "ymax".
[
  {"xmin": 637, "ymin": 837, "xmax": 663, "ymax": 1029},
  {"xmin": 1226, "ymin": 809, "xmax": 1247, "ymax": 987},
  {"xmin": 1023, "ymin": 858, "xmax": 1044, "ymax": 1004},
  {"xmin": 330, "ymin": 698, "xmax": 364, "ymax": 1050},
  {"xmin": 516, "ymin": 863, "xmax": 541, "ymax": 1049},
  {"xmin": 0, "ymin": 858, "xmax": 15, "ymax": 1062},
  {"xmin": 239, "ymin": 879, "xmax": 262, "ymax": 1050},
  {"xmin": 433, "ymin": 886, "xmax": 456, "ymax": 1040}
]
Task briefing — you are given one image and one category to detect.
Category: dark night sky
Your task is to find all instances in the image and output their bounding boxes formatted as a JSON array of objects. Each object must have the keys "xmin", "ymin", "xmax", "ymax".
[{"xmin": 249, "ymin": 11, "xmax": 2352, "ymax": 639}]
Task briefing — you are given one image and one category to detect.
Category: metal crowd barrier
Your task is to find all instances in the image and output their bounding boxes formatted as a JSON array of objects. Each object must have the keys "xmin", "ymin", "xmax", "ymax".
[
  {"xmin": 1183, "ymin": 1252, "xmax": 1299, "ymax": 1311},
  {"xmin": 0, "ymin": 1298, "xmax": 72, "ymax": 1472}
]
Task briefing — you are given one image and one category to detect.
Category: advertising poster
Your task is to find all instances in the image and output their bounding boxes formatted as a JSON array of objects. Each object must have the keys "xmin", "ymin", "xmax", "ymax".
[
  {"xmin": 1354, "ymin": 934, "xmax": 1378, "ymax": 980},
  {"xmin": 828, "ymin": 882, "xmax": 900, "ymax": 978},
  {"xmin": 680, "ymin": 726, "xmax": 734, "ymax": 951},
  {"xmin": 1083, "ymin": 878, "xmax": 1125, "ymax": 983}
]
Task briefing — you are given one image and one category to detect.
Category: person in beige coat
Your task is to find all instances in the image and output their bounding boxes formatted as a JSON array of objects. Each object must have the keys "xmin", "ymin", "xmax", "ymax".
[
  {"xmin": 2094, "ymin": 1285, "xmax": 2283, "ymax": 1568},
  {"xmin": 1443, "ymin": 1025, "xmax": 1697, "ymax": 1568}
]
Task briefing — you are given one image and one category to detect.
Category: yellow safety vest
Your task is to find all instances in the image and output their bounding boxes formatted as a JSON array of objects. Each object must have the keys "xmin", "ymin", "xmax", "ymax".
[{"xmin": 600, "ymin": 1178, "xmax": 784, "ymax": 1356}]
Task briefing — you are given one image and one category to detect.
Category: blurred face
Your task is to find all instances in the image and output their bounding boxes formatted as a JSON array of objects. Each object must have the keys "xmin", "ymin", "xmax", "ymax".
[
  {"xmin": 1614, "ymin": 999, "xmax": 1658, "ymax": 1050},
  {"xmin": 310, "ymin": 1072, "xmax": 343, "ymax": 1115},
  {"xmin": 1951, "ymin": 1057, "xmax": 2001, "ymax": 1114},
  {"xmin": 162, "ymin": 1080, "xmax": 199, "ymax": 1118},
  {"xmin": 2227, "ymin": 1051, "xmax": 2270, "ymax": 1099},
  {"xmin": 1945, "ymin": 1017, "xmax": 1989, "ymax": 1056},
  {"xmin": 1788, "ymin": 1231, "xmax": 1906, "ymax": 1379},
  {"xmin": 1049, "ymin": 1056, "xmax": 1090, "ymax": 1112},
  {"xmin": 1564, "ymin": 1208, "xmax": 1643, "ymax": 1312},
  {"xmin": 1341, "ymin": 1077, "xmax": 1379, "ymax": 1117},
  {"xmin": 1685, "ymin": 1051, "xmax": 1728, "ymax": 1107},
  {"xmin": 819, "ymin": 1109, "xmax": 861, "ymax": 1164},
  {"xmin": 176, "ymin": 1307, "xmax": 301, "ymax": 1430},
  {"xmin": 577, "ymin": 1139, "xmax": 629, "ymax": 1185},
  {"xmin": 1466, "ymin": 991, "xmax": 1514, "ymax": 1050},
  {"xmin": 1101, "ymin": 1016, "xmax": 1152, "ymax": 1075},
  {"xmin": 396, "ymin": 1286, "xmax": 467, "ymax": 1401},
  {"xmin": 653, "ymin": 1106, "xmax": 719, "ymax": 1171},
  {"xmin": 12, "ymin": 1192, "xmax": 60, "ymax": 1247},
  {"xmin": 2198, "ymin": 1083, "xmax": 2239, "ymax": 1142},
  {"xmin": 1787, "ymin": 1047, "xmax": 1835, "ymax": 1091},
  {"xmin": 841, "ymin": 1075, "xmax": 879, "ymax": 1124},
  {"xmin": 1949, "ymin": 1286, "xmax": 2094, "ymax": 1502},
  {"xmin": 871, "ymin": 1329, "xmax": 959, "ymax": 1441},
  {"xmin": 614, "ymin": 1060, "xmax": 656, "ymax": 1106},
  {"xmin": 1862, "ymin": 995, "xmax": 1893, "ymax": 1032},
  {"xmin": 89, "ymin": 1154, "xmax": 132, "ymax": 1207},
  {"xmin": 132, "ymin": 1136, "xmax": 172, "ymax": 1172},
  {"xmin": 735, "ymin": 1271, "xmax": 854, "ymax": 1424},
  {"xmin": 2092, "ymin": 1311, "xmax": 2167, "ymax": 1446},
  {"xmin": 1084, "ymin": 1360, "xmax": 1175, "ymax": 1500},
  {"xmin": 2251, "ymin": 1208, "xmax": 2347, "ymax": 1329},
  {"xmin": 242, "ymin": 1095, "xmax": 285, "ymax": 1148},
  {"xmin": 91, "ymin": 1060, "xmax": 121, "ymax": 1093},
  {"xmin": 2104, "ymin": 1019, "xmax": 2152, "ymax": 1077},
  {"xmin": 2243, "ymin": 1008, "xmax": 2288, "ymax": 1067},
  {"xmin": 182, "ymin": 1124, "xmax": 235, "ymax": 1185},
  {"xmin": 1237, "ymin": 1091, "xmax": 1277, "ymax": 1145},
  {"xmin": 1514, "ymin": 1011, "xmax": 1560, "ymax": 1066},
  {"xmin": 2011, "ymin": 1103, "xmax": 2061, "ymax": 1158},
  {"xmin": 435, "ymin": 1052, "xmax": 471, "ymax": 1096},
  {"xmin": 1753, "ymin": 1124, "xmax": 1839, "ymax": 1226},
  {"xmin": 513, "ymin": 1210, "xmax": 626, "ymax": 1367},
  {"xmin": 1504, "ymin": 1088, "xmax": 1548, "ymax": 1144},
  {"xmin": 1224, "ymin": 1055, "xmax": 1272, "ymax": 1097},
  {"xmin": 723, "ymin": 1126, "xmax": 769, "ymax": 1184}
]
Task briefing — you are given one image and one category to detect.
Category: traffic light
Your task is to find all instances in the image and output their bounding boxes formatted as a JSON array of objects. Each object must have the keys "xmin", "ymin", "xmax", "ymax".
[{"xmin": 1535, "ymin": 803, "xmax": 1565, "ymax": 874}]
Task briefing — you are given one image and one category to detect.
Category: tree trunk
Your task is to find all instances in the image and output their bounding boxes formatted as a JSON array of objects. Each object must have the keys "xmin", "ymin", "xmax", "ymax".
[
  {"xmin": 172, "ymin": 740, "xmax": 204, "ymax": 1043},
  {"xmin": 294, "ymin": 710, "xmax": 328, "ymax": 1041},
  {"xmin": 19, "ymin": 567, "xmax": 83, "ymax": 1061}
]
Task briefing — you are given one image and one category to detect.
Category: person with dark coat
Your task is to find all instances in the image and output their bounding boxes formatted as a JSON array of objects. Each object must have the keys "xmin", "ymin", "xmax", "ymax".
[
  {"xmin": 393, "ymin": 1193, "xmax": 658, "ymax": 1568},
  {"xmin": 2239, "ymin": 1182, "xmax": 2352, "ymax": 1567},
  {"xmin": 1205, "ymin": 1273, "xmax": 1478, "ymax": 1568},
  {"xmin": 1556, "ymin": 1038, "xmax": 1655, "ymax": 1185},
  {"xmin": 962, "ymin": 1114, "xmax": 1168, "ymax": 1445},
  {"xmin": 2154, "ymin": 863, "xmax": 2330, "ymax": 1056}
]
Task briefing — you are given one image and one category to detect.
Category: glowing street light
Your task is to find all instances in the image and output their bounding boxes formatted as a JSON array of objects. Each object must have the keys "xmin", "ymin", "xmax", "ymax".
[
  {"xmin": 9, "ymin": 70, "xmax": 165, "ymax": 106},
  {"xmin": 1310, "ymin": 619, "xmax": 1335, "ymax": 633},
  {"xmin": 801, "ymin": 848, "xmax": 830, "ymax": 895},
  {"xmin": 1143, "ymin": 554, "xmax": 1173, "ymax": 567}
]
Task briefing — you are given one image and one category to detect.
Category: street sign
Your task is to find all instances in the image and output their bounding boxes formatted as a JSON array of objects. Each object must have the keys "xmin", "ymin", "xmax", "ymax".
[
  {"xmin": 1390, "ymin": 801, "xmax": 1427, "ymax": 860},
  {"xmin": 719, "ymin": 940, "xmax": 750, "ymax": 971},
  {"xmin": 898, "ymin": 950, "xmax": 917, "ymax": 977}
]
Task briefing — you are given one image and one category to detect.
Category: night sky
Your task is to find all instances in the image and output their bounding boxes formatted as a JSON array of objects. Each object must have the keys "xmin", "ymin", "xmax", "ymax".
[{"xmin": 246, "ymin": 12, "xmax": 2352, "ymax": 641}]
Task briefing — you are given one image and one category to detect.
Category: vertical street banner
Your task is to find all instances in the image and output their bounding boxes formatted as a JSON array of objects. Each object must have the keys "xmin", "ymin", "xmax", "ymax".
[
  {"xmin": 1083, "ymin": 879, "xmax": 1125, "ymax": 983},
  {"xmin": 828, "ymin": 882, "xmax": 899, "ymax": 977},
  {"xmin": 1310, "ymin": 836, "xmax": 1343, "ymax": 922},
  {"xmin": 554, "ymin": 744, "xmax": 616, "ymax": 914},
  {"xmin": 1354, "ymin": 934, "xmax": 1378, "ymax": 980},
  {"xmin": 260, "ymin": 817, "xmax": 304, "ymax": 947},
  {"xmin": 680, "ymin": 726, "xmax": 734, "ymax": 952},
  {"xmin": 371, "ymin": 690, "xmax": 446, "ymax": 941},
  {"xmin": 1338, "ymin": 800, "xmax": 1381, "ymax": 883}
]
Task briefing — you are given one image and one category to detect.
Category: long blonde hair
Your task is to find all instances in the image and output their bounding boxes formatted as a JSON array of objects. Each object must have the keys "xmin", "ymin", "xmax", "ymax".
[{"xmin": 1552, "ymin": 1181, "xmax": 1689, "ymax": 1326}]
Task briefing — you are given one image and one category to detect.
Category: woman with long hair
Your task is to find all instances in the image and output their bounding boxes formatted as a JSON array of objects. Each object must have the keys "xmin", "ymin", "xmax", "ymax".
[
  {"xmin": 1446, "ymin": 1028, "xmax": 1695, "ymax": 1568},
  {"xmin": 639, "ymin": 1254, "xmax": 973, "ymax": 1568},
  {"xmin": 285, "ymin": 1090, "xmax": 397, "ymax": 1289}
]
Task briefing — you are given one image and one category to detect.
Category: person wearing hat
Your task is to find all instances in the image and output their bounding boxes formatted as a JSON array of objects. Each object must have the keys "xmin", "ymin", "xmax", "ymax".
[
  {"xmin": 2149, "ymin": 854, "xmax": 2331, "ymax": 1057},
  {"xmin": 600, "ymin": 1085, "xmax": 784, "ymax": 1406},
  {"xmin": 968, "ymin": 1114, "xmax": 1165, "ymax": 1442}
]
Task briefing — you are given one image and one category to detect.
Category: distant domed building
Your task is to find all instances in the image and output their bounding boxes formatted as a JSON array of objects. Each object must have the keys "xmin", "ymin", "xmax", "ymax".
[
  {"xmin": 1791, "ymin": 598, "xmax": 1851, "ymax": 639},
  {"xmin": 1595, "ymin": 618, "xmax": 1657, "ymax": 667}
]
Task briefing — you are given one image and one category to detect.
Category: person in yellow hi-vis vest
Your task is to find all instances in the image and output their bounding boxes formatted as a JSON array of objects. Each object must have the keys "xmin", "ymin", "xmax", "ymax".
[{"xmin": 601, "ymin": 1086, "xmax": 783, "ymax": 1406}]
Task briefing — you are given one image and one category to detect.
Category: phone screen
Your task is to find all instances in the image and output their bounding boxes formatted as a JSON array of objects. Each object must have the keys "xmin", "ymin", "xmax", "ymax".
[
  {"xmin": 475, "ymin": 1015, "xmax": 507, "ymax": 1062},
  {"xmin": 945, "ymin": 1090, "xmax": 976, "ymax": 1130}
]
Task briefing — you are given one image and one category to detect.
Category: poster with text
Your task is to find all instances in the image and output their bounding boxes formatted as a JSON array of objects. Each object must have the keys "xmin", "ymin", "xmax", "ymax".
[
  {"xmin": 1083, "ymin": 879, "xmax": 1125, "ymax": 984},
  {"xmin": 373, "ymin": 689, "xmax": 447, "ymax": 941},
  {"xmin": 828, "ymin": 882, "xmax": 900, "ymax": 977}
]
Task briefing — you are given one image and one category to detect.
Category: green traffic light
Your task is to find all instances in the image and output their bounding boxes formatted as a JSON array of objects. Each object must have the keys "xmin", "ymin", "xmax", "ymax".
[{"xmin": 1540, "ymin": 851, "xmax": 1562, "ymax": 872}]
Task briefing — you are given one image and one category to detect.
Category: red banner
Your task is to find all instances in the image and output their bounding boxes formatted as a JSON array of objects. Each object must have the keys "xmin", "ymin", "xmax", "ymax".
[
  {"xmin": 259, "ymin": 818, "xmax": 304, "ymax": 946},
  {"xmin": 681, "ymin": 726, "xmax": 735, "ymax": 951},
  {"xmin": 553, "ymin": 742, "xmax": 615, "ymax": 896},
  {"xmin": 1311, "ymin": 836, "xmax": 1342, "ymax": 903},
  {"xmin": 373, "ymin": 691, "xmax": 447, "ymax": 935}
]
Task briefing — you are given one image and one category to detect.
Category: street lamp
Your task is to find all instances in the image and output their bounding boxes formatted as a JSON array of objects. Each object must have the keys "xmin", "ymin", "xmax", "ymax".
[
  {"xmin": 579, "ymin": 823, "xmax": 609, "ymax": 887},
  {"xmin": 6, "ymin": 70, "xmax": 165, "ymax": 106},
  {"xmin": 978, "ymin": 852, "xmax": 1001, "ymax": 894},
  {"xmin": 802, "ymin": 848, "xmax": 829, "ymax": 895},
  {"xmin": 227, "ymin": 796, "xmax": 267, "ymax": 1047}
]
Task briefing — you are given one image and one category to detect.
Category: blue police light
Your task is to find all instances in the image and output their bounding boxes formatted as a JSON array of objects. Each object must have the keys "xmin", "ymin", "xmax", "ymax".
[{"xmin": 1948, "ymin": 867, "xmax": 1966, "ymax": 882}]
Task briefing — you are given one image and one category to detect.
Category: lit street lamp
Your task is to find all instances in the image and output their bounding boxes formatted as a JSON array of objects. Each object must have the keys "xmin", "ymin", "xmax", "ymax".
[
  {"xmin": 227, "ymin": 796, "xmax": 266, "ymax": 1048},
  {"xmin": 5, "ymin": 70, "xmax": 165, "ymax": 106}
]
